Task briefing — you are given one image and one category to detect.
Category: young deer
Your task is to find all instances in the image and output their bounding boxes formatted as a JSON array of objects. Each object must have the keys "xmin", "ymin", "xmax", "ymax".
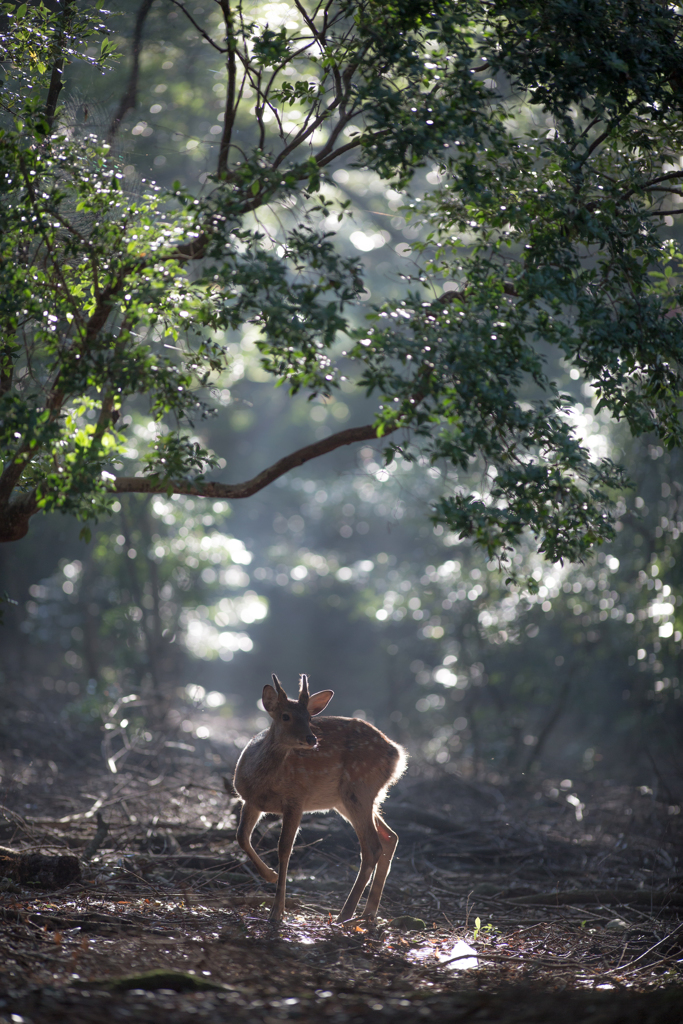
[{"xmin": 233, "ymin": 673, "xmax": 406, "ymax": 924}]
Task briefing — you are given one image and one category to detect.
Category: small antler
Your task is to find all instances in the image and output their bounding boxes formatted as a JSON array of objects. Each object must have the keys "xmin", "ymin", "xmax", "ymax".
[
  {"xmin": 272, "ymin": 674, "xmax": 286, "ymax": 698},
  {"xmin": 298, "ymin": 673, "xmax": 310, "ymax": 704}
]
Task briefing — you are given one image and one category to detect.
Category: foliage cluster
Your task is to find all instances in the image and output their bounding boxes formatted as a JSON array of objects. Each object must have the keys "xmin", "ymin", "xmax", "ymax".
[{"xmin": 2, "ymin": 0, "xmax": 683, "ymax": 583}]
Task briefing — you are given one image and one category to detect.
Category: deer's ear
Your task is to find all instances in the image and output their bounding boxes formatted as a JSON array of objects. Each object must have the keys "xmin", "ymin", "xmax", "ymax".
[
  {"xmin": 308, "ymin": 689, "xmax": 334, "ymax": 716},
  {"xmin": 262, "ymin": 684, "xmax": 279, "ymax": 715}
]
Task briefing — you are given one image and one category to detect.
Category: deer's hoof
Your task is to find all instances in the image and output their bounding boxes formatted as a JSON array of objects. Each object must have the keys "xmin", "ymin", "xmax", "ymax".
[{"xmin": 338, "ymin": 913, "xmax": 376, "ymax": 928}]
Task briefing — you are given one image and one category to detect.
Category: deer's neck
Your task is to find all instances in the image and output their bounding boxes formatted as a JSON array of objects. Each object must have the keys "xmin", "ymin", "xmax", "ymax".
[{"xmin": 257, "ymin": 726, "xmax": 294, "ymax": 765}]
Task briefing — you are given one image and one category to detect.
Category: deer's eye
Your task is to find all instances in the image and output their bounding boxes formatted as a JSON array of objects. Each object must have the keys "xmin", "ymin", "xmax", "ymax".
[{"xmin": 282, "ymin": 713, "xmax": 290, "ymax": 721}]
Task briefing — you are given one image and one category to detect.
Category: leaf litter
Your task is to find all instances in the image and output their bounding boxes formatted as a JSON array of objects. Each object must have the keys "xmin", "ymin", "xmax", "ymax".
[{"xmin": 0, "ymin": 750, "xmax": 681, "ymax": 1024}]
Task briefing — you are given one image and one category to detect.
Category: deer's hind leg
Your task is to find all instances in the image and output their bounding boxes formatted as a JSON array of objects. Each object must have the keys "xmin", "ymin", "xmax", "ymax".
[
  {"xmin": 236, "ymin": 801, "xmax": 278, "ymax": 883},
  {"xmin": 335, "ymin": 797, "xmax": 383, "ymax": 923},
  {"xmin": 361, "ymin": 812, "xmax": 398, "ymax": 920}
]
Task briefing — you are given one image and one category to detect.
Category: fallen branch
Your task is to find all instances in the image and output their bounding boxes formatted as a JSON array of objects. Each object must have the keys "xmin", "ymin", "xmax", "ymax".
[
  {"xmin": 0, "ymin": 846, "xmax": 81, "ymax": 889},
  {"xmin": 506, "ymin": 889, "xmax": 683, "ymax": 907}
]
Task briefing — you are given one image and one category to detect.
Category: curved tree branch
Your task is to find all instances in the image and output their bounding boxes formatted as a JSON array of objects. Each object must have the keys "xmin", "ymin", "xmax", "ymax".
[
  {"xmin": 112, "ymin": 422, "xmax": 398, "ymax": 499},
  {"xmin": 0, "ymin": 423, "xmax": 401, "ymax": 543}
]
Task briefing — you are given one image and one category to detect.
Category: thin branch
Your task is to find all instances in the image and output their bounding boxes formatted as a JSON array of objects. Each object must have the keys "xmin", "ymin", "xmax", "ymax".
[
  {"xmin": 315, "ymin": 134, "xmax": 363, "ymax": 167},
  {"xmin": 611, "ymin": 920, "xmax": 683, "ymax": 973},
  {"xmin": 437, "ymin": 281, "xmax": 518, "ymax": 305},
  {"xmin": 272, "ymin": 101, "xmax": 341, "ymax": 168},
  {"xmin": 581, "ymin": 125, "xmax": 617, "ymax": 162},
  {"xmin": 217, "ymin": 0, "xmax": 237, "ymax": 176},
  {"xmin": 108, "ymin": 0, "xmax": 155, "ymax": 141},
  {"xmin": 260, "ymin": 36, "xmax": 318, "ymax": 109},
  {"xmin": 252, "ymin": 27, "xmax": 332, "ymax": 147},
  {"xmin": 304, "ymin": 51, "xmax": 366, "ymax": 165},
  {"xmin": 618, "ymin": 169, "xmax": 683, "ymax": 205},
  {"xmin": 293, "ymin": 0, "xmax": 320, "ymax": 38},
  {"xmin": 112, "ymin": 422, "xmax": 399, "ymax": 499},
  {"xmin": 255, "ymin": 68, "xmax": 267, "ymax": 152},
  {"xmin": 168, "ymin": 0, "xmax": 227, "ymax": 52},
  {"xmin": 578, "ymin": 114, "xmax": 604, "ymax": 140},
  {"xmin": 578, "ymin": 101, "xmax": 638, "ymax": 166},
  {"xmin": 270, "ymin": 67, "xmax": 357, "ymax": 170},
  {"xmin": 314, "ymin": 102, "xmax": 363, "ymax": 165},
  {"xmin": 262, "ymin": 10, "xmax": 355, "ymax": 165}
]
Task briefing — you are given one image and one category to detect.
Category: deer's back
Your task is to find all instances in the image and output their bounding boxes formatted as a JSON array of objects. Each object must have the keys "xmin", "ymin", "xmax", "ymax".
[
  {"xmin": 234, "ymin": 716, "xmax": 405, "ymax": 814},
  {"xmin": 316, "ymin": 717, "xmax": 404, "ymax": 784}
]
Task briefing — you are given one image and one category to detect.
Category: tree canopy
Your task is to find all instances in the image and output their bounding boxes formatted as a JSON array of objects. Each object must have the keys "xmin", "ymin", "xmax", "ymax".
[{"xmin": 2, "ymin": 0, "xmax": 683, "ymax": 579}]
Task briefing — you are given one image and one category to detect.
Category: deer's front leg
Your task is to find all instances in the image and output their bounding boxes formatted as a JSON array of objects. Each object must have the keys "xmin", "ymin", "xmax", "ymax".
[
  {"xmin": 270, "ymin": 804, "xmax": 303, "ymax": 923},
  {"xmin": 237, "ymin": 801, "xmax": 278, "ymax": 883}
]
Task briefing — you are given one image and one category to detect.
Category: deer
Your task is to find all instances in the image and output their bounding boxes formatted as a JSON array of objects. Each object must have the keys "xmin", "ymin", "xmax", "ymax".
[{"xmin": 233, "ymin": 673, "xmax": 407, "ymax": 924}]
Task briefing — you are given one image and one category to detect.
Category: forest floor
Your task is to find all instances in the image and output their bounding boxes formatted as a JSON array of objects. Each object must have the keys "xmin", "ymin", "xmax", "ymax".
[{"xmin": 0, "ymin": 740, "xmax": 682, "ymax": 1024}]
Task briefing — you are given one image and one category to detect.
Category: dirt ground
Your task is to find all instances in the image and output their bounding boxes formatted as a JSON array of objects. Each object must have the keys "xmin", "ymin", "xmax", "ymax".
[{"xmin": 0, "ymin": 743, "xmax": 681, "ymax": 1024}]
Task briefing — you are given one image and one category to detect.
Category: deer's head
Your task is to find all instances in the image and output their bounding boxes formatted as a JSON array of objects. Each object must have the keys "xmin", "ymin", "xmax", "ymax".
[{"xmin": 262, "ymin": 674, "xmax": 334, "ymax": 749}]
